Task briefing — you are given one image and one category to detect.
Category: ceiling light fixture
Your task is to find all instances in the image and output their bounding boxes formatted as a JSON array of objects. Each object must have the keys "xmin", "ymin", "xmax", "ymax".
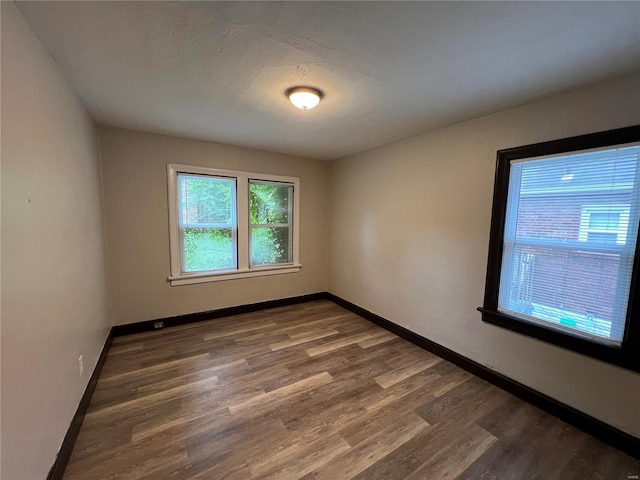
[{"xmin": 286, "ymin": 86, "xmax": 323, "ymax": 110}]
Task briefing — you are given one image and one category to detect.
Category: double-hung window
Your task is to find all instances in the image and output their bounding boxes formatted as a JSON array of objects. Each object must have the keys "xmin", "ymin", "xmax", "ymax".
[
  {"xmin": 168, "ymin": 164, "xmax": 300, "ymax": 285},
  {"xmin": 249, "ymin": 181, "xmax": 294, "ymax": 266},
  {"xmin": 479, "ymin": 126, "xmax": 640, "ymax": 372}
]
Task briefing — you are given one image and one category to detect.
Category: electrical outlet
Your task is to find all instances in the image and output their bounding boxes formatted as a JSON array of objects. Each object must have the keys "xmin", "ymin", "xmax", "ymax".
[
  {"xmin": 153, "ymin": 321, "xmax": 164, "ymax": 330},
  {"xmin": 78, "ymin": 355, "xmax": 84, "ymax": 377}
]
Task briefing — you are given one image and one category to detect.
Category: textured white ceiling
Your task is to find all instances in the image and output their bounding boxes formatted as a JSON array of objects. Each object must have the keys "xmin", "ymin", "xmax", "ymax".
[{"xmin": 17, "ymin": 1, "xmax": 640, "ymax": 160}]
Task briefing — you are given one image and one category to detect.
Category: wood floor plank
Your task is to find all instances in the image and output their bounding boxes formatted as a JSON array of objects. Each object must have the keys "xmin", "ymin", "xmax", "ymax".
[
  {"xmin": 305, "ymin": 331, "xmax": 387, "ymax": 357},
  {"xmin": 557, "ymin": 434, "xmax": 640, "ymax": 480},
  {"xmin": 374, "ymin": 356, "xmax": 442, "ymax": 388},
  {"xmin": 283, "ymin": 313, "xmax": 356, "ymax": 337},
  {"xmin": 100, "ymin": 352, "xmax": 211, "ymax": 381},
  {"xmin": 415, "ymin": 376, "xmax": 494, "ymax": 423},
  {"xmin": 66, "ymin": 422, "xmax": 134, "ymax": 464},
  {"xmin": 65, "ymin": 444, "xmax": 189, "ymax": 480},
  {"xmin": 280, "ymin": 383, "xmax": 372, "ymax": 437},
  {"xmin": 62, "ymin": 300, "xmax": 638, "ymax": 480},
  {"xmin": 135, "ymin": 359, "xmax": 246, "ymax": 395},
  {"xmin": 339, "ymin": 384, "xmax": 435, "ymax": 447},
  {"xmin": 227, "ymin": 371, "xmax": 334, "ymax": 415},
  {"xmin": 181, "ymin": 420, "xmax": 291, "ymax": 480},
  {"xmin": 358, "ymin": 331, "xmax": 397, "ymax": 348},
  {"xmin": 86, "ymin": 375, "xmax": 220, "ymax": 419},
  {"xmin": 405, "ymin": 422, "xmax": 497, "ymax": 480},
  {"xmin": 351, "ymin": 422, "xmax": 456, "ymax": 480},
  {"xmin": 130, "ymin": 404, "xmax": 231, "ymax": 443},
  {"xmin": 108, "ymin": 343, "xmax": 144, "ymax": 355},
  {"xmin": 202, "ymin": 321, "xmax": 278, "ymax": 340},
  {"xmin": 457, "ymin": 401, "xmax": 565, "ymax": 480},
  {"xmin": 269, "ymin": 329, "xmax": 340, "ymax": 351},
  {"xmin": 249, "ymin": 433, "xmax": 351, "ymax": 479},
  {"xmin": 313, "ymin": 413, "xmax": 430, "ymax": 480},
  {"xmin": 363, "ymin": 369, "xmax": 442, "ymax": 413}
]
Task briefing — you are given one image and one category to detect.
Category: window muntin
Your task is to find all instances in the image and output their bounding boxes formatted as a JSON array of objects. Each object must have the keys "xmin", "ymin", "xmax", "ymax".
[
  {"xmin": 249, "ymin": 181, "xmax": 294, "ymax": 266},
  {"xmin": 178, "ymin": 174, "xmax": 237, "ymax": 273},
  {"xmin": 497, "ymin": 145, "xmax": 640, "ymax": 345},
  {"xmin": 167, "ymin": 164, "xmax": 300, "ymax": 285}
]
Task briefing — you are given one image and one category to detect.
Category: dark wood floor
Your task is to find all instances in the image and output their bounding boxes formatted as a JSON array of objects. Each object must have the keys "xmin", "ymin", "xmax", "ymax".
[{"xmin": 64, "ymin": 300, "xmax": 639, "ymax": 479}]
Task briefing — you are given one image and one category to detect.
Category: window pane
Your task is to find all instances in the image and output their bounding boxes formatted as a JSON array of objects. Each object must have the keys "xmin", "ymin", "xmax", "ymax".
[
  {"xmin": 586, "ymin": 231, "xmax": 618, "ymax": 244},
  {"xmin": 179, "ymin": 174, "xmax": 235, "ymax": 227},
  {"xmin": 182, "ymin": 228, "xmax": 235, "ymax": 272},
  {"xmin": 250, "ymin": 182, "xmax": 292, "ymax": 224},
  {"xmin": 251, "ymin": 227, "xmax": 291, "ymax": 265},
  {"xmin": 178, "ymin": 174, "xmax": 236, "ymax": 272},
  {"xmin": 498, "ymin": 145, "xmax": 640, "ymax": 343},
  {"xmin": 589, "ymin": 212, "xmax": 620, "ymax": 230}
]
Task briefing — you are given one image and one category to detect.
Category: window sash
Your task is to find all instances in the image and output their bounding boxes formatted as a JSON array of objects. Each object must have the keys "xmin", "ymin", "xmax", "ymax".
[{"xmin": 176, "ymin": 173, "xmax": 237, "ymax": 274}]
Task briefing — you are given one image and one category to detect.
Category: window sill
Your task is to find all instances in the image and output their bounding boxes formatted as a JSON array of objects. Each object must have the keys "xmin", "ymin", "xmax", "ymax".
[
  {"xmin": 478, "ymin": 307, "xmax": 640, "ymax": 374},
  {"xmin": 169, "ymin": 264, "xmax": 302, "ymax": 286}
]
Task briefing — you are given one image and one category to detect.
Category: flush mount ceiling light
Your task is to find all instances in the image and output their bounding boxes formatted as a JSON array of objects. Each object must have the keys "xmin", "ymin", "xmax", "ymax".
[{"xmin": 286, "ymin": 86, "xmax": 323, "ymax": 110}]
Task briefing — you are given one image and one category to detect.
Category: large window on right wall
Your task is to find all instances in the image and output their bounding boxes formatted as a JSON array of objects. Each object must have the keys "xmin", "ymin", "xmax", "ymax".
[{"xmin": 479, "ymin": 126, "xmax": 640, "ymax": 373}]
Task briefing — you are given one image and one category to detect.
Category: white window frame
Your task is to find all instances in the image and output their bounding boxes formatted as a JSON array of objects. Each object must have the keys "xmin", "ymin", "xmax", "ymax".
[
  {"xmin": 167, "ymin": 164, "xmax": 301, "ymax": 286},
  {"xmin": 578, "ymin": 204, "xmax": 630, "ymax": 245}
]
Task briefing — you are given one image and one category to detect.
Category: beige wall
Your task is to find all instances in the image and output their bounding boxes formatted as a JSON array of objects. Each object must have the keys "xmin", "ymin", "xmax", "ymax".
[
  {"xmin": 1, "ymin": 3, "xmax": 112, "ymax": 479},
  {"xmin": 329, "ymin": 73, "xmax": 640, "ymax": 437},
  {"xmin": 99, "ymin": 127, "xmax": 330, "ymax": 325}
]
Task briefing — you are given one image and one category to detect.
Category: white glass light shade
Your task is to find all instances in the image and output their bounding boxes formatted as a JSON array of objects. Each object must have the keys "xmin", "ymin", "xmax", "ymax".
[{"xmin": 287, "ymin": 87, "xmax": 321, "ymax": 110}]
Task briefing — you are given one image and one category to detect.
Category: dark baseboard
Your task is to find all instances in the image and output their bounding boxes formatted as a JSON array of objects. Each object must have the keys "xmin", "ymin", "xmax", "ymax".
[
  {"xmin": 47, "ymin": 330, "xmax": 114, "ymax": 480},
  {"xmin": 112, "ymin": 292, "xmax": 329, "ymax": 337},
  {"xmin": 326, "ymin": 293, "xmax": 640, "ymax": 460}
]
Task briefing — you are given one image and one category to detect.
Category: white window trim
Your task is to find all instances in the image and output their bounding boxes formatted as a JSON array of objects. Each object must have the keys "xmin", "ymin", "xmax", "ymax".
[
  {"xmin": 578, "ymin": 204, "xmax": 630, "ymax": 245},
  {"xmin": 167, "ymin": 164, "xmax": 301, "ymax": 286}
]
